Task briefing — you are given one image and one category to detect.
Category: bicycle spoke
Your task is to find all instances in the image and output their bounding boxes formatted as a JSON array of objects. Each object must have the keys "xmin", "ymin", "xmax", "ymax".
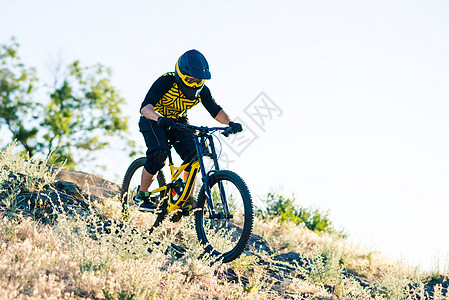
[
  {"xmin": 195, "ymin": 170, "xmax": 253, "ymax": 262},
  {"xmin": 121, "ymin": 158, "xmax": 166, "ymax": 228}
]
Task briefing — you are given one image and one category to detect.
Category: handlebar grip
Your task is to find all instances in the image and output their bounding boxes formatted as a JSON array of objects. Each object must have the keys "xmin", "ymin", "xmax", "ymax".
[{"xmin": 222, "ymin": 127, "xmax": 233, "ymax": 137}]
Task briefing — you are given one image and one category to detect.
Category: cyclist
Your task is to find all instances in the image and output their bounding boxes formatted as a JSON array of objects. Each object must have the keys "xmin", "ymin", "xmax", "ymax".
[{"xmin": 136, "ymin": 49, "xmax": 242, "ymax": 214}]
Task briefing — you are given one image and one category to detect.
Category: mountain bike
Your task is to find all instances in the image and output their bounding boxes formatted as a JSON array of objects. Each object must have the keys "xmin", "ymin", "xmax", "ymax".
[{"xmin": 121, "ymin": 123, "xmax": 254, "ymax": 263}]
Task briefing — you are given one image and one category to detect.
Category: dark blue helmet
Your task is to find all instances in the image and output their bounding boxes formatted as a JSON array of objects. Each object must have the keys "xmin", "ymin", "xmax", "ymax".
[{"xmin": 175, "ymin": 50, "xmax": 211, "ymax": 99}]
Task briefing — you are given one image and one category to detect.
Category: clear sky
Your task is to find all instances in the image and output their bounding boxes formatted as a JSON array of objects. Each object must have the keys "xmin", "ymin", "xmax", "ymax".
[{"xmin": 1, "ymin": 0, "xmax": 449, "ymax": 272}]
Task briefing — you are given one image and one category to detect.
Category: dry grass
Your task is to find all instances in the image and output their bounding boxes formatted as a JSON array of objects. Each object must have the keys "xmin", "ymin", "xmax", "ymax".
[
  {"xmin": 1, "ymin": 213, "xmax": 275, "ymax": 299},
  {"xmin": 0, "ymin": 143, "xmax": 58, "ymax": 192},
  {"xmin": 1, "ymin": 144, "xmax": 449, "ymax": 299},
  {"xmin": 1, "ymin": 204, "xmax": 449, "ymax": 299},
  {"xmin": 252, "ymin": 216, "xmax": 449, "ymax": 299}
]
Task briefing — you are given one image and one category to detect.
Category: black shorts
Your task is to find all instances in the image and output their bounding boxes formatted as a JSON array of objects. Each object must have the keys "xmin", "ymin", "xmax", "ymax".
[{"xmin": 139, "ymin": 116, "xmax": 195, "ymax": 173}]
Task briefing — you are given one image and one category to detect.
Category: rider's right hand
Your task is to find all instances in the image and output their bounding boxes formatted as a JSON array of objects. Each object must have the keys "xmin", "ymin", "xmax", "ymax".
[
  {"xmin": 157, "ymin": 117, "xmax": 176, "ymax": 128},
  {"xmin": 229, "ymin": 122, "xmax": 243, "ymax": 133}
]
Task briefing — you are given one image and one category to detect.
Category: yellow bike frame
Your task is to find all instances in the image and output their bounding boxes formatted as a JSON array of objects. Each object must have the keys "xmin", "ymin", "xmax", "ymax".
[{"xmin": 150, "ymin": 159, "xmax": 200, "ymax": 214}]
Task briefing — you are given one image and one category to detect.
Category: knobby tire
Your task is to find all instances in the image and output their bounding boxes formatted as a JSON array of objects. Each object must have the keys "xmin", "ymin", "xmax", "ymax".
[
  {"xmin": 121, "ymin": 157, "xmax": 166, "ymax": 229},
  {"xmin": 195, "ymin": 170, "xmax": 254, "ymax": 263}
]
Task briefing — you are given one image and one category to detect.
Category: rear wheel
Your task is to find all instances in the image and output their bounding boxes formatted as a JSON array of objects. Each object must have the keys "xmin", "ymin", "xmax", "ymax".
[
  {"xmin": 195, "ymin": 170, "xmax": 254, "ymax": 263},
  {"xmin": 121, "ymin": 157, "xmax": 166, "ymax": 224}
]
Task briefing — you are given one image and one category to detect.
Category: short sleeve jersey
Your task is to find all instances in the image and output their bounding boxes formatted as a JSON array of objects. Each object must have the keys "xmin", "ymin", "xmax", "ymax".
[{"xmin": 140, "ymin": 72, "xmax": 222, "ymax": 120}]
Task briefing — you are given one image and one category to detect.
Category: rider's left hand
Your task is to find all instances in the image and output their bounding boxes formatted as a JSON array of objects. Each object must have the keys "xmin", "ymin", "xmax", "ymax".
[
  {"xmin": 229, "ymin": 122, "xmax": 243, "ymax": 133},
  {"xmin": 157, "ymin": 117, "xmax": 175, "ymax": 128}
]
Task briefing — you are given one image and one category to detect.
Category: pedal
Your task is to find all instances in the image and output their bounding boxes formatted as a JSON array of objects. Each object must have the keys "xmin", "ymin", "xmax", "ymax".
[{"xmin": 170, "ymin": 212, "xmax": 183, "ymax": 222}]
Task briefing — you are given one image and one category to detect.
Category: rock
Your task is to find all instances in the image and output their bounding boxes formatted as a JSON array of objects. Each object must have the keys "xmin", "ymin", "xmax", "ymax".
[
  {"xmin": 51, "ymin": 180, "xmax": 83, "ymax": 198},
  {"xmin": 1, "ymin": 168, "xmax": 99, "ymax": 225},
  {"xmin": 0, "ymin": 170, "xmax": 46, "ymax": 193},
  {"xmin": 55, "ymin": 168, "xmax": 120, "ymax": 199},
  {"xmin": 247, "ymin": 232, "xmax": 273, "ymax": 254},
  {"xmin": 14, "ymin": 190, "xmax": 94, "ymax": 225},
  {"xmin": 220, "ymin": 221, "xmax": 273, "ymax": 255},
  {"xmin": 273, "ymin": 252, "xmax": 304, "ymax": 266},
  {"xmin": 87, "ymin": 219, "xmax": 129, "ymax": 240}
]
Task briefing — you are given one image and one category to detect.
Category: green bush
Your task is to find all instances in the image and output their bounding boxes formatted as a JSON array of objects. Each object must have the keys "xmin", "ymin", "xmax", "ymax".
[{"xmin": 256, "ymin": 193, "xmax": 346, "ymax": 238}]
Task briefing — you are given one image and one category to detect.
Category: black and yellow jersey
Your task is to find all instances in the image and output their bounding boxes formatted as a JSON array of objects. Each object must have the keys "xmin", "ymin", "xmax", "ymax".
[{"xmin": 140, "ymin": 72, "xmax": 221, "ymax": 120}]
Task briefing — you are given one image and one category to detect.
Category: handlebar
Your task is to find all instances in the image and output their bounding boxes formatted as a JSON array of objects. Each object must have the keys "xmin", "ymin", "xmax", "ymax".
[{"xmin": 173, "ymin": 123, "xmax": 235, "ymax": 137}]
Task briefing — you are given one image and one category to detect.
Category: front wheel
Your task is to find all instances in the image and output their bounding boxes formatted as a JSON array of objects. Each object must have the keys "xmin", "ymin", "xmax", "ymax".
[{"xmin": 195, "ymin": 170, "xmax": 254, "ymax": 263}]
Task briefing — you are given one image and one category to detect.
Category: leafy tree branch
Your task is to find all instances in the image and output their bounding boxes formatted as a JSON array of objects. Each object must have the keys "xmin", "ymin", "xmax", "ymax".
[{"xmin": 0, "ymin": 37, "xmax": 135, "ymax": 169}]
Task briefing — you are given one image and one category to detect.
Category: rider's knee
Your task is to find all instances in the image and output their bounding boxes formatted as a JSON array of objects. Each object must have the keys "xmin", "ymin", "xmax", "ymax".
[
  {"xmin": 144, "ymin": 150, "xmax": 168, "ymax": 174},
  {"xmin": 180, "ymin": 149, "xmax": 196, "ymax": 172}
]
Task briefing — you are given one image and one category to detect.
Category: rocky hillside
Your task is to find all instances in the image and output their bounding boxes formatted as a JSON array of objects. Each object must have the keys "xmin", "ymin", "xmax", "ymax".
[{"xmin": 1, "ymin": 149, "xmax": 448, "ymax": 299}]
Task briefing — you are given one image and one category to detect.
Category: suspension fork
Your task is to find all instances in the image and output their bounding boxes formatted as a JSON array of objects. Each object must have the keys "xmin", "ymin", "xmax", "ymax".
[
  {"xmin": 195, "ymin": 135, "xmax": 215, "ymax": 216},
  {"xmin": 195, "ymin": 134, "xmax": 232, "ymax": 219},
  {"xmin": 207, "ymin": 135, "xmax": 232, "ymax": 219}
]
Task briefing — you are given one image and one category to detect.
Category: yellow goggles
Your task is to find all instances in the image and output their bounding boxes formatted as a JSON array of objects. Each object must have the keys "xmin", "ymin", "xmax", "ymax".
[{"xmin": 176, "ymin": 61, "xmax": 205, "ymax": 88}]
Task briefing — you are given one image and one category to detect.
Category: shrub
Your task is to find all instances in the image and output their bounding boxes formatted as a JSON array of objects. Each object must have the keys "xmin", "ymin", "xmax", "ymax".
[
  {"xmin": 0, "ymin": 143, "xmax": 60, "ymax": 219},
  {"xmin": 256, "ymin": 193, "xmax": 346, "ymax": 237}
]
